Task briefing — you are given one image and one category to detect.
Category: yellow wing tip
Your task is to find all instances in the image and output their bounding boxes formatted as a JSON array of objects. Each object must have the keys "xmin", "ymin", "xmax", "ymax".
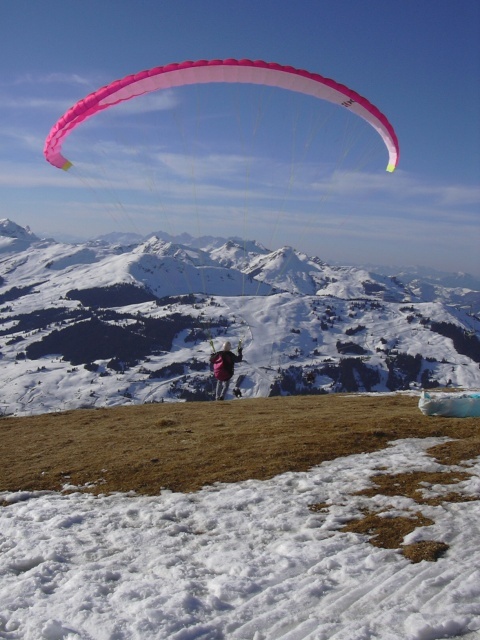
[
  {"xmin": 386, "ymin": 163, "xmax": 396, "ymax": 173},
  {"xmin": 61, "ymin": 160, "xmax": 73, "ymax": 171}
]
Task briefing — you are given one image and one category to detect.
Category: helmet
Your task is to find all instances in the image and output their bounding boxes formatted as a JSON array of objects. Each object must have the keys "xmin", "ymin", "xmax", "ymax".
[{"xmin": 222, "ymin": 341, "xmax": 231, "ymax": 351}]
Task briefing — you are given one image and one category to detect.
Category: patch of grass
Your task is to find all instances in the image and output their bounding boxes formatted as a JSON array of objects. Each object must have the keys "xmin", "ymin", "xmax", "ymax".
[
  {"xmin": 357, "ymin": 470, "xmax": 474, "ymax": 505},
  {"xmin": 402, "ymin": 541, "xmax": 449, "ymax": 563},
  {"xmin": 342, "ymin": 511, "xmax": 434, "ymax": 549},
  {"xmin": 1, "ymin": 394, "xmax": 479, "ymax": 495}
]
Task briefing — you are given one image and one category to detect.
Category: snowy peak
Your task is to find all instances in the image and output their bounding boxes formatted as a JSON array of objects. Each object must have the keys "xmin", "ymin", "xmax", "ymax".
[
  {"xmin": 135, "ymin": 236, "xmax": 214, "ymax": 269},
  {"xmin": 121, "ymin": 236, "xmax": 270, "ymax": 299},
  {"xmin": 245, "ymin": 246, "xmax": 319, "ymax": 294},
  {"xmin": 0, "ymin": 219, "xmax": 40, "ymax": 254},
  {"xmin": 243, "ymin": 248, "xmax": 406, "ymax": 300},
  {"xmin": 210, "ymin": 239, "xmax": 269, "ymax": 271},
  {"xmin": 0, "ymin": 219, "xmax": 39, "ymax": 241}
]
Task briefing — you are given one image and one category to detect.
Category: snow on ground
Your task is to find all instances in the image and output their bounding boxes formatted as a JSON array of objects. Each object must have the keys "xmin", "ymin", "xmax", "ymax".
[{"xmin": 2, "ymin": 437, "xmax": 480, "ymax": 639}]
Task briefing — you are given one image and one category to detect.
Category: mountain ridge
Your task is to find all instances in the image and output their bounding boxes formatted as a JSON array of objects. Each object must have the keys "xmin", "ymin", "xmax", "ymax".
[{"xmin": 1, "ymin": 219, "xmax": 479, "ymax": 415}]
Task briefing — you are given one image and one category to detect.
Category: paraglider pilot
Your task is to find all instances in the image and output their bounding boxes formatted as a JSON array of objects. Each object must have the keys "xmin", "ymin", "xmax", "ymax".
[{"xmin": 210, "ymin": 341, "xmax": 243, "ymax": 401}]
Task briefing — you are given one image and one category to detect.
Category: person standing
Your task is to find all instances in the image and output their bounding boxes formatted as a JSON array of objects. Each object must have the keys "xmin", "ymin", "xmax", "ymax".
[{"xmin": 210, "ymin": 341, "xmax": 243, "ymax": 400}]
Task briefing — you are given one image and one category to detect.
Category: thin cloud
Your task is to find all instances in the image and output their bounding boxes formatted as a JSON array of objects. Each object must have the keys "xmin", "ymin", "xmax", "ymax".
[
  {"xmin": 0, "ymin": 128, "xmax": 52, "ymax": 155},
  {"xmin": 13, "ymin": 72, "xmax": 93, "ymax": 87},
  {"xmin": 320, "ymin": 170, "xmax": 480, "ymax": 209},
  {"xmin": 0, "ymin": 161, "xmax": 80, "ymax": 188},
  {"xmin": 0, "ymin": 96, "xmax": 72, "ymax": 110}
]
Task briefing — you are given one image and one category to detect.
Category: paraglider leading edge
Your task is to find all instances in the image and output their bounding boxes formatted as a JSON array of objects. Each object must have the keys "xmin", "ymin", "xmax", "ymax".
[{"xmin": 44, "ymin": 58, "xmax": 399, "ymax": 173}]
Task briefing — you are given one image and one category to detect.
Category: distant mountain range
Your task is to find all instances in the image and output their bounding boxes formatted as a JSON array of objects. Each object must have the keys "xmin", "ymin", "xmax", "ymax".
[{"xmin": 1, "ymin": 218, "xmax": 479, "ymax": 416}]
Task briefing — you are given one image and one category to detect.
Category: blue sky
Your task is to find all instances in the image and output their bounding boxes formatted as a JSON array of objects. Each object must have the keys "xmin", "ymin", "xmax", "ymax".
[{"xmin": 0, "ymin": 0, "xmax": 479, "ymax": 275}]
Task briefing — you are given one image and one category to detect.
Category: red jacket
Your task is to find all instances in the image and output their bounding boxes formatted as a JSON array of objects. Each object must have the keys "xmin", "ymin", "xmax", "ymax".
[{"xmin": 210, "ymin": 349, "xmax": 243, "ymax": 380}]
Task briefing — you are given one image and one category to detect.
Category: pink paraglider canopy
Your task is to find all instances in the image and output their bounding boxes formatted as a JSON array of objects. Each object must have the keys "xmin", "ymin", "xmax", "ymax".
[{"xmin": 44, "ymin": 59, "xmax": 399, "ymax": 172}]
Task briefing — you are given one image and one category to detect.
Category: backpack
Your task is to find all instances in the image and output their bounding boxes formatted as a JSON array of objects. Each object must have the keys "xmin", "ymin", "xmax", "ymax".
[{"xmin": 212, "ymin": 352, "xmax": 231, "ymax": 381}]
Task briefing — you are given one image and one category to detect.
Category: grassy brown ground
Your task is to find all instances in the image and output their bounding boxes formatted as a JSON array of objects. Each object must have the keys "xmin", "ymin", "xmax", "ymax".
[{"xmin": 1, "ymin": 393, "xmax": 479, "ymax": 561}]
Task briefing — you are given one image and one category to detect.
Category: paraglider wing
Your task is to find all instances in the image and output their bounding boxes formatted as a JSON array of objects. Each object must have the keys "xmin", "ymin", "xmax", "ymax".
[{"xmin": 44, "ymin": 59, "xmax": 399, "ymax": 172}]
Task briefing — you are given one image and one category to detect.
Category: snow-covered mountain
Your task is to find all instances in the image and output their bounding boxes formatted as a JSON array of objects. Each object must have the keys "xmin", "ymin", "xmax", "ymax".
[
  {"xmin": 0, "ymin": 219, "xmax": 40, "ymax": 254},
  {"xmin": 1, "ymin": 219, "xmax": 479, "ymax": 415}
]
